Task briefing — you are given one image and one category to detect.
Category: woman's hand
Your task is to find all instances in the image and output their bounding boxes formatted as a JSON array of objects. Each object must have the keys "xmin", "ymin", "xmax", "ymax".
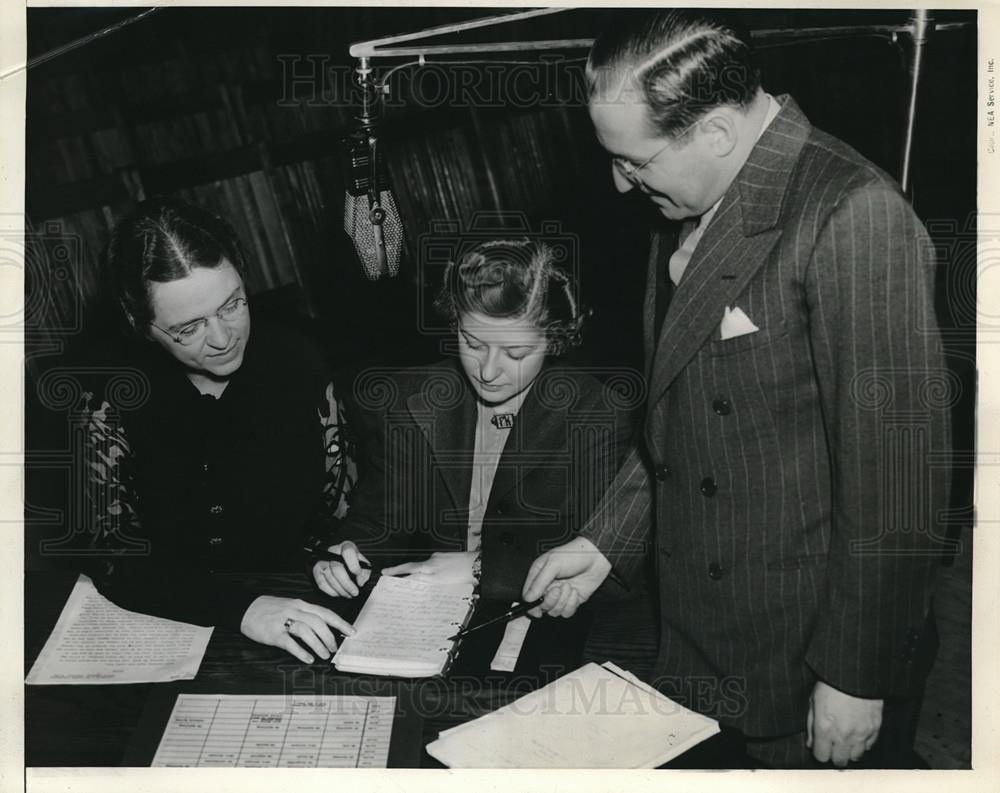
[
  {"xmin": 382, "ymin": 551, "xmax": 477, "ymax": 586},
  {"xmin": 312, "ymin": 541, "xmax": 371, "ymax": 598},
  {"xmin": 240, "ymin": 595, "xmax": 356, "ymax": 664}
]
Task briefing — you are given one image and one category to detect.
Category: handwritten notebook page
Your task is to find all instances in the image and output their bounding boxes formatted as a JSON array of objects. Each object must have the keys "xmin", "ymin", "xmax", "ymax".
[
  {"xmin": 332, "ymin": 575, "xmax": 475, "ymax": 677},
  {"xmin": 426, "ymin": 661, "xmax": 720, "ymax": 768},
  {"xmin": 26, "ymin": 574, "xmax": 212, "ymax": 685}
]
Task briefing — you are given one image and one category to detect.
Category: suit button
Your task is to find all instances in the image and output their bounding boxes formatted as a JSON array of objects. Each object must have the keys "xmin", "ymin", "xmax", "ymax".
[
  {"xmin": 499, "ymin": 532, "xmax": 514, "ymax": 546},
  {"xmin": 700, "ymin": 477, "xmax": 717, "ymax": 497},
  {"xmin": 654, "ymin": 465, "xmax": 672, "ymax": 481},
  {"xmin": 209, "ymin": 504, "xmax": 224, "ymax": 515},
  {"xmin": 712, "ymin": 397, "xmax": 732, "ymax": 416},
  {"xmin": 708, "ymin": 562, "xmax": 723, "ymax": 580}
]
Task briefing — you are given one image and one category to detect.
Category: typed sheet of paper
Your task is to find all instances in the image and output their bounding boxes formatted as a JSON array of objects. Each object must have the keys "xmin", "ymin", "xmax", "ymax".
[{"xmin": 25, "ymin": 574, "xmax": 212, "ymax": 685}]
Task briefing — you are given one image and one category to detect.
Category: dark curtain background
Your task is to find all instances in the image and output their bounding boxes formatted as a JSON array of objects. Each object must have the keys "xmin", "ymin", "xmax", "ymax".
[{"xmin": 23, "ymin": 8, "xmax": 975, "ymax": 574}]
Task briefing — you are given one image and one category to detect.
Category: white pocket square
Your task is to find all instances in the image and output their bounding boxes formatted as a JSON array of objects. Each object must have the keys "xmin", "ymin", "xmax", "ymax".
[{"xmin": 719, "ymin": 306, "xmax": 760, "ymax": 341}]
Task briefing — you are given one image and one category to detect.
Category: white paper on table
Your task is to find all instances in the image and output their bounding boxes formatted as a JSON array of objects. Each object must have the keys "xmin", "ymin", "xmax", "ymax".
[
  {"xmin": 426, "ymin": 661, "xmax": 720, "ymax": 768},
  {"xmin": 489, "ymin": 613, "xmax": 531, "ymax": 672},
  {"xmin": 153, "ymin": 694, "xmax": 396, "ymax": 768},
  {"xmin": 25, "ymin": 574, "xmax": 213, "ymax": 685},
  {"xmin": 598, "ymin": 662, "xmax": 721, "ymax": 767}
]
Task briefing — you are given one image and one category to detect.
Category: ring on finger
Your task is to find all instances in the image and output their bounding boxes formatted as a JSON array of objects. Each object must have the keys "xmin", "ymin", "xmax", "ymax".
[{"xmin": 283, "ymin": 617, "xmax": 296, "ymax": 632}]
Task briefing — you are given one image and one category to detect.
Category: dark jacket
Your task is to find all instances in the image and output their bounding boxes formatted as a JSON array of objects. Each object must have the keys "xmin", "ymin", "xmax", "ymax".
[{"xmin": 337, "ymin": 360, "xmax": 639, "ymax": 602}]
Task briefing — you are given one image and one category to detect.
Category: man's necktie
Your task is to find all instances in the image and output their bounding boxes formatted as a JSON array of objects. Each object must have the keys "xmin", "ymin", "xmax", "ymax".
[{"xmin": 669, "ymin": 214, "xmax": 710, "ymax": 286}]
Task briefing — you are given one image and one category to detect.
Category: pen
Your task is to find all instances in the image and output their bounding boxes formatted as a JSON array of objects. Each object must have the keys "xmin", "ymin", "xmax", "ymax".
[
  {"xmin": 448, "ymin": 597, "xmax": 544, "ymax": 641},
  {"xmin": 305, "ymin": 546, "xmax": 373, "ymax": 590},
  {"xmin": 308, "ymin": 548, "xmax": 373, "ymax": 570}
]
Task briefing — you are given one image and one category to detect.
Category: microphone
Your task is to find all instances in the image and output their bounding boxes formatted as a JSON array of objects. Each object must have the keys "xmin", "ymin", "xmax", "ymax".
[{"xmin": 343, "ymin": 122, "xmax": 403, "ymax": 280}]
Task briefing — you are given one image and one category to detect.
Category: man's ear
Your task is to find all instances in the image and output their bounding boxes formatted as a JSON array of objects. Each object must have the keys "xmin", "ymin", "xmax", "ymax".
[{"xmin": 698, "ymin": 110, "xmax": 739, "ymax": 158}]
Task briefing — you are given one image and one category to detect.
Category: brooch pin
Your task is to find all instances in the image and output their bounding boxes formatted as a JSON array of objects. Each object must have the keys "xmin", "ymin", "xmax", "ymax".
[{"xmin": 490, "ymin": 414, "xmax": 515, "ymax": 430}]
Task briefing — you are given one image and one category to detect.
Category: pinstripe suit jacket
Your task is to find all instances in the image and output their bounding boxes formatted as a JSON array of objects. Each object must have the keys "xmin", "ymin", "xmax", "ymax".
[{"xmin": 581, "ymin": 95, "xmax": 951, "ymax": 737}]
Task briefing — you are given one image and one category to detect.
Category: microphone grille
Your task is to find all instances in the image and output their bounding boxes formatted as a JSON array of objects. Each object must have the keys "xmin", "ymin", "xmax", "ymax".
[{"xmin": 343, "ymin": 190, "xmax": 403, "ymax": 280}]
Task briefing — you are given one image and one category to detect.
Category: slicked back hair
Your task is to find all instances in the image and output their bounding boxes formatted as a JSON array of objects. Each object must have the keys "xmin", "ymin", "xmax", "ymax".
[{"xmin": 586, "ymin": 10, "xmax": 761, "ymax": 141}]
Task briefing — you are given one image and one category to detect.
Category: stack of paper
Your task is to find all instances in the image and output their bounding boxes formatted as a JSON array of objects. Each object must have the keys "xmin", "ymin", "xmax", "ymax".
[
  {"xmin": 426, "ymin": 661, "xmax": 720, "ymax": 768},
  {"xmin": 332, "ymin": 575, "xmax": 476, "ymax": 677}
]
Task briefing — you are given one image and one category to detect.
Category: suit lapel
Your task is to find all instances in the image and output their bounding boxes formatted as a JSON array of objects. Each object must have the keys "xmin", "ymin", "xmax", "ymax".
[
  {"xmin": 406, "ymin": 372, "xmax": 476, "ymax": 512},
  {"xmin": 487, "ymin": 369, "xmax": 566, "ymax": 508},
  {"xmin": 643, "ymin": 225, "xmax": 680, "ymax": 379},
  {"xmin": 646, "ymin": 95, "xmax": 810, "ymax": 408},
  {"xmin": 646, "ymin": 202, "xmax": 781, "ymax": 406},
  {"xmin": 643, "ymin": 233, "xmax": 661, "ymax": 377}
]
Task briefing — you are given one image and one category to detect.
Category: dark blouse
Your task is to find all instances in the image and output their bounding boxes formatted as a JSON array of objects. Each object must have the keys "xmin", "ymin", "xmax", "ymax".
[{"xmin": 80, "ymin": 322, "xmax": 356, "ymax": 630}]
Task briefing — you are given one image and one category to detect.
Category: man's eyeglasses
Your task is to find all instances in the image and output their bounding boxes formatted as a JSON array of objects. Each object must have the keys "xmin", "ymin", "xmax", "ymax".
[
  {"xmin": 151, "ymin": 296, "xmax": 248, "ymax": 346},
  {"xmin": 611, "ymin": 120, "xmax": 700, "ymax": 185}
]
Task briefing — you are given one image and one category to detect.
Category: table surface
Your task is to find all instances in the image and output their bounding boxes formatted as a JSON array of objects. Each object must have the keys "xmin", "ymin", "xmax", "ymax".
[{"xmin": 24, "ymin": 569, "xmax": 751, "ymax": 768}]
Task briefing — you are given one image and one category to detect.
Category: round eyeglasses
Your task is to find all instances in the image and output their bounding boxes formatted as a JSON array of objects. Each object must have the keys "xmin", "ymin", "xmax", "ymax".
[
  {"xmin": 151, "ymin": 296, "xmax": 248, "ymax": 346},
  {"xmin": 612, "ymin": 139, "xmax": 677, "ymax": 185},
  {"xmin": 611, "ymin": 120, "xmax": 701, "ymax": 185}
]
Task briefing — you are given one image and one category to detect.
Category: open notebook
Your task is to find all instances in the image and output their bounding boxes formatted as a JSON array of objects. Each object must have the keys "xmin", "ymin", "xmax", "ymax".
[{"xmin": 332, "ymin": 576, "xmax": 476, "ymax": 677}]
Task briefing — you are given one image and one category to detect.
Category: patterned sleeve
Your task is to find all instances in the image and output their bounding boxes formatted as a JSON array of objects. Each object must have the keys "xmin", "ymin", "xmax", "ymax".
[
  {"xmin": 81, "ymin": 393, "xmax": 147, "ymax": 559},
  {"xmin": 318, "ymin": 380, "xmax": 359, "ymax": 522}
]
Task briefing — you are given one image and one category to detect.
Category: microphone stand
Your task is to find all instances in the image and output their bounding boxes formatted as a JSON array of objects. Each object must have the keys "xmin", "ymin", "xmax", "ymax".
[{"xmin": 355, "ymin": 56, "xmax": 388, "ymax": 275}]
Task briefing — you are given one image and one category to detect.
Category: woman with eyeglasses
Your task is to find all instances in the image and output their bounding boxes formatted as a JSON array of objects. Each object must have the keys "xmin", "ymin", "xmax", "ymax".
[{"xmin": 78, "ymin": 198, "xmax": 357, "ymax": 663}]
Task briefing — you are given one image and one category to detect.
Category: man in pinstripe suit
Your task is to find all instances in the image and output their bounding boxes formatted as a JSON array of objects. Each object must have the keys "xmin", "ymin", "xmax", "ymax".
[{"xmin": 523, "ymin": 11, "xmax": 951, "ymax": 768}]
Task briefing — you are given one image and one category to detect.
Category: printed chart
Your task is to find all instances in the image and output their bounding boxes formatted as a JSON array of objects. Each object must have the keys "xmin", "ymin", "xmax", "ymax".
[{"xmin": 152, "ymin": 694, "xmax": 395, "ymax": 767}]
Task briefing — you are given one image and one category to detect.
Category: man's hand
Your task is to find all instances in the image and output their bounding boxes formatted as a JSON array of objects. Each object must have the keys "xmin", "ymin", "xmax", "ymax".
[
  {"xmin": 522, "ymin": 536, "xmax": 612, "ymax": 618},
  {"xmin": 382, "ymin": 551, "xmax": 477, "ymax": 586},
  {"xmin": 807, "ymin": 680, "xmax": 883, "ymax": 767}
]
